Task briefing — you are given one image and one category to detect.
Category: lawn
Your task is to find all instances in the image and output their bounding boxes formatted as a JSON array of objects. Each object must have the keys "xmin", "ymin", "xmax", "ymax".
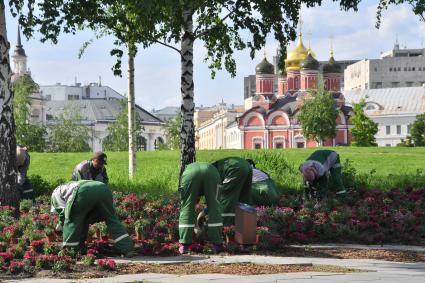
[{"xmin": 28, "ymin": 147, "xmax": 425, "ymax": 197}]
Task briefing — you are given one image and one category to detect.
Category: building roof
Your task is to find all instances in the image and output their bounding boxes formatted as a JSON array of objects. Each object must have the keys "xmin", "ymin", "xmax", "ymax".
[
  {"xmin": 45, "ymin": 99, "xmax": 164, "ymax": 124},
  {"xmin": 152, "ymin": 106, "xmax": 179, "ymax": 116},
  {"xmin": 343, "ymin": 87, "xmax": 425, "ymax": 116}
]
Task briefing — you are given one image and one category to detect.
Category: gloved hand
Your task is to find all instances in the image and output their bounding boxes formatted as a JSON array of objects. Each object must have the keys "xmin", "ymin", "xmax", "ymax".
[{"xmin": 55, "ymin": 223, "xmax": 63, "ymax": 232}]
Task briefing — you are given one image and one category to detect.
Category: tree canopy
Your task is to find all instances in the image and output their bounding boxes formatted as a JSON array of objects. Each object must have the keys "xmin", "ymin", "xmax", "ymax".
[
  {"xmin": 12, "ymin": 75, "xmax": 46, "ymax": 151},
  {"xmin": 350, "ymin": 100, "xmax": 378, "ymax": 147},
  {"xmin": 47, "ymin": 103, "xmax": 91, "ymax": 152},
  {"xmin": 297, "ymin": 86, "xmax": 339, "ymax": 144},
  {"xmin": 103, "ymin": 99, "xmax": 144, "ymax": 152},
  {"xmin": 410, "ymin": 113, "xmax": 425, "ymax": 146}
]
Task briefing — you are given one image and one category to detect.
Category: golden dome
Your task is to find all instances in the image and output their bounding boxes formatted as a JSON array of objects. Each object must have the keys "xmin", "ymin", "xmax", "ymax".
[{"xmin": 285, "ymin": 34, "xmax": 309, "ymax": 71}]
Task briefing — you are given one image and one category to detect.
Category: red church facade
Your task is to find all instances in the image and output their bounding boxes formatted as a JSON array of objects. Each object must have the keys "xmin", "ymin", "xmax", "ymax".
[{"xmin": 238, "ymin": 34, "xmax": 352, "ymax": 149}]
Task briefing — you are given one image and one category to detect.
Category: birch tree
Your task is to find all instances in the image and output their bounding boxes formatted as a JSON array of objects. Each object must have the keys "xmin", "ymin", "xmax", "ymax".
[{"xmin": 0, "ymin": 1, "xmax": 19, "ymax": 209}]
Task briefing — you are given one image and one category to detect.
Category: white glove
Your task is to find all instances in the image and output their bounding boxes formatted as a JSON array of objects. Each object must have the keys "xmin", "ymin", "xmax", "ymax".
[{"xmin": 55, "ymin": 223, "xmax": 63, "ymax": 232}]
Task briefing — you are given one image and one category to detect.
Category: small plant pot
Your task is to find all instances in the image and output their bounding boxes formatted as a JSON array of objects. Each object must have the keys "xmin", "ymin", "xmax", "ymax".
[
  {"xmin": 9, "ymin": 237, "xmax": 18, "ymax": 245},
  {"xmin": 255, "ymin": 234, "xmax": 261, "ymax": 244},
  {"xmin": 95, "ymin": 229, "xmax": 101, "ymax": 239},
  {"xmin": 46, "ymin": 233, "xmax": 56, "ymax": 244},
  {"xmin": 135, "ymin": 230, "xmax": 143, "ymax": 241},
  {"xmin": 225, "ymin": 235, "xmax": 235, "ymax": 244}
]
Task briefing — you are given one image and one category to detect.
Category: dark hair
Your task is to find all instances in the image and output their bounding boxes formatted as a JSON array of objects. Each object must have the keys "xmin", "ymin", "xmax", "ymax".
[{"xmin": 246, "ymin": 159, "xmax": 256, "ymax": 168}]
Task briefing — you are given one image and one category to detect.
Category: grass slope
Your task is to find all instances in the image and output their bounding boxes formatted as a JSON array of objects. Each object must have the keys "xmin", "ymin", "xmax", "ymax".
[{"xmin": 28, "ymin": 147, "xmax": 425, "ymax": 197}]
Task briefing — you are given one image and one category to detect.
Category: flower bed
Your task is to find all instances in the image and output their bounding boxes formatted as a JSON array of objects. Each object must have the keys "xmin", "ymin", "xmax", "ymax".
[{"xmin": 0, "ymin": 187, "xmax": 423, "ymax": 276}]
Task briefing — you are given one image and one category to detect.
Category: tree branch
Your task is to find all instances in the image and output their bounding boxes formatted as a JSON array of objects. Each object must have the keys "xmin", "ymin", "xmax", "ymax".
[
  {"xmin": 154, "ymin": 40, "xmax": 181, "ymax": 54},
  {"xmin": 193, "ymin": 5, "xmax": 238, "ymax": 40},
  {"xmin": 409, "ymin": 2, "xmax": 425, "ymax": 22}
]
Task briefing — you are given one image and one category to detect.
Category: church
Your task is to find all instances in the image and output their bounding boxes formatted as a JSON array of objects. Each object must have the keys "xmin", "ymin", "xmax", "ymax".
[{"xmin": 238, "ymin": 32, "xmax": 353, "ymax": 149}]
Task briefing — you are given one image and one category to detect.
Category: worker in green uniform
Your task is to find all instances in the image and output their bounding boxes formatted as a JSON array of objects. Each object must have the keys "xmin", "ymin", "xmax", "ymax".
[
  {"xmin": 72, "ymin": 152, "xmax": 109, "ymax": 184},
  {"xmin": 178, "ymin": 162, "xmax": 224, "ymax": 254},
  {"xmin": 50, "ymin": 180, "xmax": 134, "ymax": 256},
  {"xmin": 211, "ymin": 157, "xmax": 252, "ymax": 226},
  {"xmin": 300, "ymin": 150, "xmax": 346, "ymax": 202},
  {"xmin": 246, "ymin": 160, "xmax": 281, "ymax": 206},
  {"xmin": 16, "ymin": 145, "xmax": 34, "ymax": 200}
]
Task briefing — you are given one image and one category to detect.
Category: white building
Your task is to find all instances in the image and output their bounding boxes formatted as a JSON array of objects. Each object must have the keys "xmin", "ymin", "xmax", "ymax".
[
  {"xmin": 344, "ymin": 43, "xmax": 425, "ymax": 90},
  {"xmin": 39, "ymin": 82, "xmax": 124, "ymax": 101},
  {"xmin": 225, "ymin": 121, "xmax": 242, "ymax": 149},
  {"xmin": 11, "ymin": 29, "xmax": 166, "ymax": 152},
  {"xmin": 344, "ymin": 86, "xmax": 425, "ymax": 147}
]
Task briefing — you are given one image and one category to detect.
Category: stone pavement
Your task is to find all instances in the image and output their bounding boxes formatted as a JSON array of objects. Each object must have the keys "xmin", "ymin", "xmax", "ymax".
[{"xmin": 8, "ymin": 244, "xmax": 425, "ymax": 283}]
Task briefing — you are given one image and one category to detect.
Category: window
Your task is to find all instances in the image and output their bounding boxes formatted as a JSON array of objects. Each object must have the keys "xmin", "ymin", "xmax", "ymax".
[
  {"xmin": 404, "ymin": 67, "xmax": 407, "ymax": 71},
  {"xmin": 389, "ymin": 67, "xmax": 392, "ymax": 72},
  {"xmin": 45, "ymin": 95, "xmax": 52, "ymax": 101},
  {"xmin": 398, "ymin": 67, "xmax": 401, "ymax": 71},
  {"xmin": 407, "ymin": 124, "xmax": 411, "ymax": 134},
  {"xmin": 386, "ymin": 144, "xmax": 391, "ymax": 147},
  {"xmin": 374, "ymin": 67, "xmax": 377, "ymax": 72},
  {"xmin": 406, "ymin": 82, "xmax": 413, "ymax": 87},
  {"xmin": 391, "ymin": 82, "xmax": 399, "ymax": 87},
  {"xmin": 67, "ymin": 94, "xmax": 79, "ymax": 100},
  {"xmin": 412, "ymin": 67, "xmax": 415, "ymax": 71},
  {"xmin": 386, "ymin": 125, "xmax": 391, "ymax": 135},
  {"xmin": 275, "ymin": 143, "xmax": 283, "ymax": 149},
  {"xmin": 254, "ymin": 143, "xmax": 262, "ymax": 149},
  {"xmin": 397, "ymin": 125, "xmax": 401, "ymax": 135},
  {"xmin": 373, "ymin": 82, "xmax": 382, "ymax": 89},
  {"xmin": 297, "ymin": 142, "xmax": 305, "ymax": 148},
  {"xmin": 46, "ymin": 114, "xmax": 53, "ymax": 120},
  {"xmin": 408, "ymin": 67, "xmax": 411, "ymax": 71},
  {"xmin": 420, "ymin": 67, "xmax": 422, "ymax": 71}
]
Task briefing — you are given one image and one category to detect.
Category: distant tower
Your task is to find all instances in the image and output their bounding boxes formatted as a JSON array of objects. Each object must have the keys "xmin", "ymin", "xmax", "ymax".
[{"xmin": 11, "ymin": 26, "xmax": 30, "ymax": 82}]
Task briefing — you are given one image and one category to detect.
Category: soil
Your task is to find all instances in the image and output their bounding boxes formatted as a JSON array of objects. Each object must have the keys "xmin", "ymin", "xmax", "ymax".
[
  {"xmin": 264, "ymin": 247, "xmax": 425, "ymax": 263},
  {"xmin": 119, "ymin": 263, "xmax": 362, "ymax": 276}
]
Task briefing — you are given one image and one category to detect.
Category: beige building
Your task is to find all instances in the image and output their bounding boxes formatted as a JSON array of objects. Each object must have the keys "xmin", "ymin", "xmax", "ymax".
[
  {"xmin": 345, "ymin": 43, "xmax": 425, "ymax": 90},
  {"xmin": 196, "ymin": 105, "xmax": 244, "ymax": 150}
]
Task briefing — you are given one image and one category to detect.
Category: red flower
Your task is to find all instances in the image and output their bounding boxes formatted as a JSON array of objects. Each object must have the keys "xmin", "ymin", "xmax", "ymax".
[{"xmin": 97, "ymin": 259, "xmax": 116, "ymax": 271}]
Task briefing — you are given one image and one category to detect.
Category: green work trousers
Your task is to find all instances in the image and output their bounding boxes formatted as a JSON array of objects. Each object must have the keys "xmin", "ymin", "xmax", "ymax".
[
  {"xmin": 62, "ymin": 181, "xmax": 133, "ymax": 254},
  {"xmin": 212, "ymin": 157, "xmax": 252, "ymax": 226},
  {"xmin": 251, "ymin": 178, "xmax": 281, "ymax": 206},
  {"xmin": 179, "ymin": 162, "xmax": 223, "ymax": 245}
]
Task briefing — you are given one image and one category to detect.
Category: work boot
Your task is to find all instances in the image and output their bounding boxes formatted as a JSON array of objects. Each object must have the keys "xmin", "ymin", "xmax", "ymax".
[
  {"xmin": 179, "ymin": 244, "xmax": 190, "ymax": 255},
  {"xmin": 212, "ymin": 244, "xmax": 224, "ymax": 254}
]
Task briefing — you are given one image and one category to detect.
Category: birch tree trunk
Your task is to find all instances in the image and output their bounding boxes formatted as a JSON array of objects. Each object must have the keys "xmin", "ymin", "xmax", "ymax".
[
  {"xmin": 179, "ymin": 8, "xmax": 196, "ymax": 180},
  {"xmin": 127, "ymin": 46, "xmax": 136, "ymax": 179},
  {"xmin": 0, "ymin": 1, "xmax": 19, "ymax": 210}
]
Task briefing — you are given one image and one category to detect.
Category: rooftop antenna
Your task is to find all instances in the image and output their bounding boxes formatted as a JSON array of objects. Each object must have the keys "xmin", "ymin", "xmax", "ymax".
[
  {"xmin": 99, "ymin": 75, "xmax": 102, "ymax": 86},
  {"xmin": 74, "ymin": 76, "xmax": 77, "ymax": 85},
  {"xmin": 263, "ymin": 45, "xmax": 267, "ymax": 58},
  {"xmin": 329, "ymin": 34, "xmax": 334, "ymax": 57},
  {"xmin": 394, "ymin": 34, "xmax": 400, "ymax": 50}
]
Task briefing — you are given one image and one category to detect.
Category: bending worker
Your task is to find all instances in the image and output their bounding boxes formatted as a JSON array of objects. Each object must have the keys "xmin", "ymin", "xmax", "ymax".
[
  {"xmin": 16, "ymin": 145, "xmax": 34, "ymax": 199},
  {"xmin": 50, "ymin": 180, "xmax": 134, "ymax": 256},
  {"xmin": 72, "ymin": 152, "xmax": 108, "ymax": 184},
  {"xmin": 211, "ymin": 157, "xmax": 252, "ymax": 225},
  {"xmin": 178, "ymin": 162, "xmax": 223, "ymax": 254},
  {"xmin": 299, "ymin": 150, "xmax": 346, "ymax": 201},
  {"xmin": 246, "ymin": 159, "xmax": 281, "ymax": 206}
]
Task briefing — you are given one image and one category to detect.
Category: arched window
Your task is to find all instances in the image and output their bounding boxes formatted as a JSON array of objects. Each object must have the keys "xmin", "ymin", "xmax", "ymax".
[
  {"xmin": 154, "ymin": 137, "xmax": 164, "ymax": 150},
  {"xmin": 137, "ymin": 136, "xmax": 147, "ymax": 151}
]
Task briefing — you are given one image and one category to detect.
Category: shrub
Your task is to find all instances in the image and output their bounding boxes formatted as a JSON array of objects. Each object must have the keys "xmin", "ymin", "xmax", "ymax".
[{"xmin": 97, "ymin": 259, "xmax": 116, "ymax": 271}]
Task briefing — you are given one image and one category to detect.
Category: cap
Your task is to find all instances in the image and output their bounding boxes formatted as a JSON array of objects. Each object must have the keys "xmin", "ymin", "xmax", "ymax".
[
  {"xmin": 302, "ymin": 166, "xmax": 317, "ymax": 183},
  {"xmin": 91, "ymin": 151, "xmax": 107, "ymax": 165}
]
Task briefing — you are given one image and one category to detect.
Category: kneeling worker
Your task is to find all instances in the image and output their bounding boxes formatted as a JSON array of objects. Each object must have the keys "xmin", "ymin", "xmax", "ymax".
[
  {"xmin": 179, "ymin": 162, "xmax": 224, "ymax": 254},
  {"xmin": 211, "ymin": 157, "xmax": 252, "ymax": 226},
  {"xmin": 72, "ymin": 152, "xmax": 108, "ymax": 184},
  {"xmin": 16, "ymin": 145, "xmax": 34, "ymax": 199},
  {"xmin": 50, "ymin": 180, "xmax": 134, "ymax": 256},
  {"xmin": 246, "ymin": 160, "xmax": 282, "ymax": 206},
  {"xmin": 300, "ymin": 150, "xmax": 346, "ymax": 201}
]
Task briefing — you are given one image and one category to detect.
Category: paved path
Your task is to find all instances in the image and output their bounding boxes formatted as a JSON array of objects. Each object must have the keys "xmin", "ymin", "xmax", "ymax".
[{"xmin": 9, "ymin": 252, "xmax": 425, "ymax": 283}]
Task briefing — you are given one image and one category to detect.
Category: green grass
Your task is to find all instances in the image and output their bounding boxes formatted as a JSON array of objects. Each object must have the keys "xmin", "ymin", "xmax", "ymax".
[{"xmin": 28, "ymin": 147, "xmax": 425, "ymax": 197}]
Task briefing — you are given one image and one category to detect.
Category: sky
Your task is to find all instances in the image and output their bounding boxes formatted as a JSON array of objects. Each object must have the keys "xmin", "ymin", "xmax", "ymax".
[{"xmin": 5, "ymin": 0, "xmax": 425, "ymax": 112}]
